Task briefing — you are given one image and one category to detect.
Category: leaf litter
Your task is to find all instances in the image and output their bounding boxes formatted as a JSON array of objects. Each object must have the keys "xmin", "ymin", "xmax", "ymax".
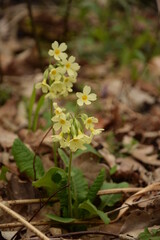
[{"xmin": 1, "ymin": 1, "xmax": 160, "ymax": 240}]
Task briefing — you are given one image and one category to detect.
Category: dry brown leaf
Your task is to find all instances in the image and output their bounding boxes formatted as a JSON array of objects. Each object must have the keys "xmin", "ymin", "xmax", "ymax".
[
  {"xmin": 131, "ymin": 144, "xmax": 160, "ymax": 166},
  {"xmin": 0, "ymin": 127, "xmax": 18, "ymax": 148},
  {"xmin": 116, "ymin": 157, "xmax": 150, "ymax": 184},
  {"xmin": 112, "ymin": 182, "xmax": 160, "ymax": 222}
]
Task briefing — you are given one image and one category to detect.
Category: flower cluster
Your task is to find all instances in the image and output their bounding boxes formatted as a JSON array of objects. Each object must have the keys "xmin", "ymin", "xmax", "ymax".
[
  {"xmin": 36, "ymin": 41, "xmax": 103, "ymax": 152},
  {"xmin": 51, "ymin": 86, "xmax": 103, "ymax": 152},
  {"xmin": 35, "ymin": 41, "xmax": 80, "ymax": 99}
]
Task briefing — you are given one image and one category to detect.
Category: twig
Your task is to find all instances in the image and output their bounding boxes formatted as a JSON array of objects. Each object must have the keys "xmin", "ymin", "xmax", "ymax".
[
  {"xmin": 0, "ymin": 221, "xmax": 50, "ymax": 229},
  {"xmin": 107, "ymin": 192, "xmax": 160, "ymax": 216},
  {"xmin": 33, "ymin": 126, "xmax": 52, "ymax": 180},
  {"xmin": 26, "ymin": 0, "xmax": 42, "ymax": 65},
  {"xmin": 0, "ymin": 219, "xmax": 103, "ymax": 229},
  {"xmin": 0, "ymin": 201, "xmax": 50, "ymax": 240},
  {"xmin": 2, "ymin": 197, "xmax": 58, "ymax": 206},
  {"xmin": 29, "ymin": 230, "xmax": 118, "ymax": 240},
  {"xmin": 11, "ymin": 184, "xmax": 68, "ymax": 240},
  {"xmin": 98, "ymin": 187, "xmax": 143, "ymax": 195}
]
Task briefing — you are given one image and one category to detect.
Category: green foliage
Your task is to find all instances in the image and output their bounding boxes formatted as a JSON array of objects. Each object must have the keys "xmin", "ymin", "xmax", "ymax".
[
  {"xmin": 28, "ymin": 86, "xmax": 36, "ymax": 130},
  {"xmin": 87, "ymin": 168, "xmax": 105, "ymax": 203},
  {"xmin": 72, "ymin": 168, "xmax": 88, "ymax": 218},
  {"xmin": 0, "ymin": 85, "xmax": 11, "ymax": 106},
  {"xmin": 27, "ymin": 85, "xmax": 45, "ymax": 132},
  {"xmin": 58, "ymin": 148, "xmax": 69, "ymax": 167},
  {"xmin": 138, "ymin": 228, "xmax": 160, "ymax": 240},
  {"xmin": 79, "ymin": 200, "xmax": 110, "ymax": 224},
  {"xmin": 109, "ymin": 165, "xmax": 117, "ymax": 175},
  {"xmin": 73, "ymin": 144, "xmax": 101, "ymax": 159},
  {"xmin": 0, "ymin": 166, "xmax": 8, "ymax": 181},
  {"xmin": 32, "ymin": 95, "xmax": 45, "ymax": 132},
  {"xmin": 12, "ymin": 138, "xmax": 44, "ymax": 180},
  {"xmin": 47, "ymin": 214, "xmax": 75, "ymax": 223},
  {"xmin": 100, "ymin": 182, "xmax": 129, "ymax": 209},
  {"xmin": 33, "ymin": 167, "xmax": 66, "ymax": 195}
]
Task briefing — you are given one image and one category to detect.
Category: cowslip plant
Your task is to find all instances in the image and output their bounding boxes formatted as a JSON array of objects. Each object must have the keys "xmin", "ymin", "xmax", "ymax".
[
  {"xmin": 12, "ymin": 41, "xmax": 128, "ymax": 225},
  {"xmin": 33, "ymin": 41, "xmax": 110, "ymax": 223}
]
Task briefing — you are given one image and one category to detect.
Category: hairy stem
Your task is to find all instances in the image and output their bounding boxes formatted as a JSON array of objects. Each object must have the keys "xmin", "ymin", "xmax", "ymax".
[
  {"xmin": 50, "ymin": 100, "xmax": 57, "ymax": 167},
  {"xmin": 68, "ymin": 151, "xmax": 73, "ymax": 217}
]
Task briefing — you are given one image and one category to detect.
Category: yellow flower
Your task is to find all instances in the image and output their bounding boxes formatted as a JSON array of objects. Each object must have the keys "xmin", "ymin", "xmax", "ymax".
[
  {"xmin": 35, "ymin": 79, "xmax": 49, "ymax": 93},
  {"xmin": 84, "ymin": 117, "xmax": 98, "ymax": 129},
  {"xmin": 53, "ymin": 103, "xmax": 65, "ymax": 117},
  {"xmin": 90, "ymin": 128, "xmax": 104, "ymax": 136},
  {"xmin": 48, "ymin": 41, "xmax": 67, "ymax": 61},
  {"xmin": 51, "ymin": 133, "xmax": 68, "ymax": 148},
  {"xmin": 49, "ymin": 66, "xmax": 65, "ymax": 81},
  {"xmin": 68, "ymin": 134, "xmax": 87, "ymax": 152},
  {"xmin": 76, "ymin": 86, "xmax": 97, "ymax": 106},
  {"xmin": 52, "ymin": 113, "xmax": 71, "ymax": 133},
  {"xmin": 62, "ymin": 56, "xmax": 80, "ymax": 77}
]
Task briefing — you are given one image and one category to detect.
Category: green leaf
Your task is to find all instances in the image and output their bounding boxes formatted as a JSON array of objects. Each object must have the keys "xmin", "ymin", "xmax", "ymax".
[
  {"xmin": 58, "ymin": 178, "xmax": 69, "ymax": 217},
  {"xmin": 109, "ymin": 165, "xmax": 117, "ymax": 175},
  {"xmin": 47, "ymin": 214, "xmax": 75, "ymax": 223},
  {"xmin": 0, "ymin": 166, "xmax": 8, "ymax": 181},
  {"xmin": 12, "ymin": 138, "xmax": 44, "ymax": 180},
  {"xmin": 138, "ymin": 228, "xmax": 160, "ymax": 240},
  {"xmin": 79, "ymin": 200, "xmax": 110, "ymax": 224},
  {"xmin": 32, "ymin": 95, "xmax": 45, "ymax": 132},
  {"xmin": 100, "ymin": 182, "xmax": 129, "ymax": 208},
  {"xmin": 28, "ymin": 86, "xmax": 36, "ymax": 130},
  {"xmin": 72, "ymin": 168, "xmax": 88, "ymax": 204},
  {"xmin": 58, "ymin": 148, "xmax": 69, "ymax": 167},
  {"xmin": 33, "ymin": 167, "xmax": 66, "ymax": 195},
  {"xmin": 73, "ymin": 144, "xmax": 101, "ymax": 159},
  {"xmin": 87, "ymin": 168, "xmax": 106, "ymax": 203}
]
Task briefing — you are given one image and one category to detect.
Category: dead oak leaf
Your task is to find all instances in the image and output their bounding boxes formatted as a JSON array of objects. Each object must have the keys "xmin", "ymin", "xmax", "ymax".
[
  {"xmin": 112, "ymin": 182, "xmax": 160, "ymax": 223},
  {"xmin": 130, "ymin": 145, "xmax": 160, "ymax": 166},
  {"xmin": 0, "ymin": 127, "xmax": 18, "ymax": 148}
]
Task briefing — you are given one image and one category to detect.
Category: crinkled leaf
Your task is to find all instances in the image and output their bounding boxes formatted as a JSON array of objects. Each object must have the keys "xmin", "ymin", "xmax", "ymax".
[
  {"xmin": 73, "ymin": 144, "xmax": 101, "ymax": 159},
  {"xmin": 47, "ymin": 214, "xmax": 75, "ymax": 223},
  {"xmin": 12, "ymin": 138, "xmax": 44, "ymax": 180},
  {"xmin": 72, "ymin": 168, "xmax": 88, "ymax": 204},
  {"xmin": 33, "ymin": 167, "xmax": 66, "ymax": 195},
  {"xmin": 100, "ymin": 181, "xmax": 129, "ymax": 208},
  {"xmin": 79, "ymin": 200, "xmax": 110, "ymax": 224},
  {"xmin": 87, "ymin": 168, "xmax": 106, "ymax": 203},
  {"xmin": 58, "ymin": 148, "xmax": 69, "ymax": 167}
]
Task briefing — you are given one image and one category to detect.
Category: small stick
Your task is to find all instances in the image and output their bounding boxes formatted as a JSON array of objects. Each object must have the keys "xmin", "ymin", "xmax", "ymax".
[
  {"xmin": 2, "ymin": 197, "xmax": 58, "ymax": 205},
  {"xmin": 11, "ymin": 184, "xmax": 68, "ymax": 240},
  {"xmin": 0, "ymin": 219, "xmax": 103, "ymax": 229},
  {"xmin": 98, "ymin": 187, "xmax": 143, "ymax": 195},
  {"xmin": 33, "ymin": 126, "xmax": 52, "ymax": 180},
  {"xmin": 29, "ymin": 230, "xmax": 118, "ymax": 240},
  {"xmin": 107, "ymin": 193, "xmax": 160, "ymax": 216},
  {"xmin": 0, "ymin": 221, "xmax": 50, "ymax": 229},
  {"xmin": 0, "ymin": 202, "xmax": 50, "ymax": 240}
]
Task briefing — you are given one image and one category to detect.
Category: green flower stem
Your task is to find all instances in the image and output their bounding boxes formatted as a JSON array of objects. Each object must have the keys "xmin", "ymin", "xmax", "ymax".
[
  {"xmin": 50, "ymin": 100, "xmax": 57, "ymax": 167},
  {"xmin": 68, "ymin": 151, "xmax": 73, "ymax": 217}
]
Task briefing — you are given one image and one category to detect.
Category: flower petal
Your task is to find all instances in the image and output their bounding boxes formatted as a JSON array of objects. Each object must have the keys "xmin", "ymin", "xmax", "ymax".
[
  {"xmin": 51, "ymin": 41, "xmax": 59, "ymax": 49},
  {"xmin": 88, "ymin": 93, "xmax": 97, "ymax": 101},
  {"xmin": 48, "ymin": 50, "xmax": 54, "ymax": 56},
  {"xmin": 76, "ymin": 92, "xmax": 82, "ymax": 98},
  {"xmin": 69, "ymin": 56, "xmax": 75, "ymax": 63},
  {"xmin": 83, "ymin": 86, "xmax": 91, "ymax": 95},
  {"xmin": 77, "ymin": 99, "xmax": 83, "ymax": 106},
  {"xmin": 60, "ymin": 42, "xmax": 67, "ymax": 51}
]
